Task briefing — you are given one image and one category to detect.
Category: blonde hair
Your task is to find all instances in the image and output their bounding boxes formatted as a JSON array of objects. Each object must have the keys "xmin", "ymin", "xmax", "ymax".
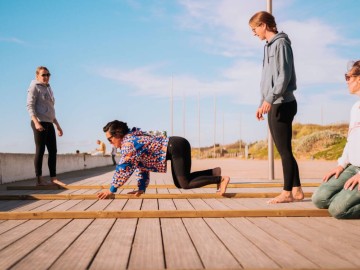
[
  {"xmin": 36, "ymin": 66, "xmax": 49, "ymax": 75},
  {"xmin": 249, "ymin": 11, "xmax": 278, "ymax": 33}
]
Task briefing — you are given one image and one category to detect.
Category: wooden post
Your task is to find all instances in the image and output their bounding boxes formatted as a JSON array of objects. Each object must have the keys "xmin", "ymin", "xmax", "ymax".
[{"xmin": 267, "ymin": 0, "xmax": 275, "ymax": 180}]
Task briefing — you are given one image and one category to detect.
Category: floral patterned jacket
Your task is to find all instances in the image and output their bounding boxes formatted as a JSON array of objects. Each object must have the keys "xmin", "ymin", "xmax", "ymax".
[{"xmin": 110, "ymin": 128, "xmax": 169, "ymax": 193}]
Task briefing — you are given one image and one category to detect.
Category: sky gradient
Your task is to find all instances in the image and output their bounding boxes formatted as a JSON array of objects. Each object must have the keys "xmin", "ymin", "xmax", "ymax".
[{"xmin": 1, "ymin": 0, "xmax": 359, "ymax": 154}]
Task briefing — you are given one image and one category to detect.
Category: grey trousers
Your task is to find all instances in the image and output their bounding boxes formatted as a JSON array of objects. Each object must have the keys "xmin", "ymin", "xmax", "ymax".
[{"xmin": 312, "ymin": 164, "xmax": 360, "ymax": 219}]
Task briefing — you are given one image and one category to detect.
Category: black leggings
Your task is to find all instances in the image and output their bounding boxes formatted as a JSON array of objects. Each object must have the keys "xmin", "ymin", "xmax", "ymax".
[
  {"xmin": 268, "ymin": 100, "xmax": 301, "ymax": 191},
  {"xmin": 166, "ymin": 136, "xmax": 221, "ymax": 189},
  {"xmin": 31, "ymin": 121, "xmax": 57, "ymax": 177}
]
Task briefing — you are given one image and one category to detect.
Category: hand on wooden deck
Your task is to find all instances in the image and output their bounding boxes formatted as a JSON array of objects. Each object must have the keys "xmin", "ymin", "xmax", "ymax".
[{"xmin": 97, "ymin": 190, "xmax": 113, "ymax": 199}]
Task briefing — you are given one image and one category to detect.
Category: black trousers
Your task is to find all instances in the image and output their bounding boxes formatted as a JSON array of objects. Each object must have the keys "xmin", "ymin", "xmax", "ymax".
[
  {"xmin": 268, "ymin": 100, "xmax": 301, "ymax": 191},
  {"xmin": 31, "ymin": 121, "xmax": 57, "ymax": 177},
  {"xmin": 166, "ymin": 136, "xmax": 221, "ymax": 189}
]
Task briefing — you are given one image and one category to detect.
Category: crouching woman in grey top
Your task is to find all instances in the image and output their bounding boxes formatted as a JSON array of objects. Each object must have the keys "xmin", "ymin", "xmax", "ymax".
[{"xmin": 26, "ymin": 66, "xmax": 65, "ymax": 186}]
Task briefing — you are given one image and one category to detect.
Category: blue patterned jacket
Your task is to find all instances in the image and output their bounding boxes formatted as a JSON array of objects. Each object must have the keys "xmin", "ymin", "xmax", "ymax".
[{"xmin": 110, "ymin": 128, "xmax": 169, "ymax": 193}]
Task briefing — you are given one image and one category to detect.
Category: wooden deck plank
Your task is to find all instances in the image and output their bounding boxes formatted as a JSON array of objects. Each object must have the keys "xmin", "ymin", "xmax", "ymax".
[
  {"xmin": 226, "ymin": 217, "xmax": 318, "ymax": 268},
  {"xmin": 104, "ymin": 199, "xmax": 128, "ymax": 210},
  {"xmin": 341, "ymin": 219, "xmax": 360, "ymax": 227},
  {"xmin": 204, "ymin": 217, "xmax": 279, "ymax": 269},
  {"xmin": 269, "ymin": 217, "xmax": 360, "ymax": 267},
  {"xmin": 158, "ymin": 199, "xmax": 176, "ymax": 210},
  {"xmin": 181, "ymin": 194, "xmax": 241, "ymax": 269},
  {"xmin": 128, "ymin": 218, "xmax": 165, "ymax": 270},
  {"xmin": 122, "ymin": 197, "xmax": 143, "ymax": 211},
  {"xmin": 10, "ymin": 220, "xmax": 93, "ymax": 270},
  {"xmin": 161, "ymin": 218, "xmax": 204, "ymax": 269},
  {"xmin": 202, "ymin": 198, "xmax": 231, "ymax": 210},
  {"xmin": 295, "ymin": 217, "xmax": 360, "ymax": 250},
  {"xmin": 128, "ymin": 195, "xmax": 164, "ymax": 270},
  {"xmin": 187, "ymin": 198, "xmax": 212, "ymax": 210},
  {"xmin": 29, "ymin": 200, "xmax": 68, "ymax": 212},
  {"xmin": 216, "ymin": 198, "xmax": 252, "ymax": 210},
  {"xmin": 48, "ymin": 200, "xmax": 83, "ymax": 211},
  {"xmin": 65, "ymin": 199, "xmax": 97, "ymax": 211},
  {"xmin": 0, "ymin": 219, "xmax": 71, "ymax": 270},
  {"xmin": 312, "ymin": 217, "xmax": 360, "ymax": 237},
  {"xmin": 0, "ymin": 200, "xmax": 33, "ymax": 211},
  {"xmin": 86, "ymin": 199, "xmax": 112, "ymax": 211},
  {"xmin": 141, "ymin": 199, "xmax": 159, "ymax": 210},
  {"xmin": 182, "ymin": 218, "xmax": 241, "ymax": 269},
  {"xmin": 49, "ymin": 219, "xmax": 115, "ymax": 270},
  {"xmin": 0, "ymin": 220, "xmax": 28, "ymax": 235},
  {"xmin": 89, "ymin": 219, "xmax": 138, "ymax": 270},
  {"xmin": 8, "ymin": 200, "xmax": 51, "ymax": 212},
  {"xmin": 158, "ymin": 191, "xmax": 203, "ymax": 269},
  {"xmin": 249, "ymin": 217, "xmax": 355, "ymax": 268},
  {"xmin": 0, "ymin": 220, "xmax": 49, "ymax": 251}
]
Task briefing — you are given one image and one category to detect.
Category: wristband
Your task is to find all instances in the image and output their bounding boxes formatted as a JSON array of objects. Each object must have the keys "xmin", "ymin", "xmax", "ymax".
[{"xmin": 110, "ymin": 185, "xmax": 118, "ymax": 193}]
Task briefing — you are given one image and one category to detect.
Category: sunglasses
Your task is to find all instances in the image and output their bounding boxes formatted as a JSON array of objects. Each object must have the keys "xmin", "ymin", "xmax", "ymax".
[
  {"xmin": 107, "ymin": 135, "xmax": 114, "ymax": 143},
  {"xmin": 345, "ymin": 74, "xmax": 358, "ymax": 81},
  {"xmin": 41, "ymin": 73, "xmax": 51, "ymax": 77}
]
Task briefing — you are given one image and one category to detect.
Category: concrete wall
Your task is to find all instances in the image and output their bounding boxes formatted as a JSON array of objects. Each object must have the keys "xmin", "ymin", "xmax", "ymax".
[{"xmin": 0, "ymin": 153, "xmax": 113, "ymax": 184}]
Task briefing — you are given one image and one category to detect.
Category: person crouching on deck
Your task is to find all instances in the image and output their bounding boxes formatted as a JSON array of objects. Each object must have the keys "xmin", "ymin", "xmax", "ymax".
[
  {"xmin": 97, "ymin": 120, "xmax": 230, "ymax": 199},
  {"xmin": 312, "ymin": 60, "xmax": 360, "ymax": 219}
]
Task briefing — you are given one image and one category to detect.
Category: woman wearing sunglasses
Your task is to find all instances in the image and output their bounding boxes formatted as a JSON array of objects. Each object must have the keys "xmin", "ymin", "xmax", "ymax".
[
  {"xmin": 312, "ymin": 60, "xmax": 360, "ymax": 219},
  {"xmin": 26, "ymin": 66, "xmax": 65, "ymax": 186},
  {"xmin": 249, "ymin": 11, "xmax": 303, "ymax": 204},
  {"xmin": 97, "ymin": 120, "xmax": 230, "ymax": 199}
]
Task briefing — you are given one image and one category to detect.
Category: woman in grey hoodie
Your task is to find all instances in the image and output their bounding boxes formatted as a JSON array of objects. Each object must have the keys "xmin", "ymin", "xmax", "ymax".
[
  {"xmin": 27, "ymin": 66, "xmax": 65, "ymax": 186},
  {"xmin": 249, "ymin": 11, "xmax": 303, "ymax": 204}
]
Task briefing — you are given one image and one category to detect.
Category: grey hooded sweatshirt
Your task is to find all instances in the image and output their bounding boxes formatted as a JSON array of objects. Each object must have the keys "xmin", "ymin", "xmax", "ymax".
[
  {"xmin": 26, "ymin": 80, "xmax": 56, "ymax": 123},
  {"xmin": 259, "ymin": 32, "xmax": 297, "ymax": 106}
]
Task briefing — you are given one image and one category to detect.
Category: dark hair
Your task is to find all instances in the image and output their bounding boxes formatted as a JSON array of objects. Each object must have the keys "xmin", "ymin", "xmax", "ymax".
[
  {"xmin": 349, "ymin": 60, "xmax": 360, "ymax": 76},
  {"xmin": 103, "ymin": 120, "xmax": 130, "ymax": 138},
  {"xmin": 249, "ymin": 11, "xmax": 278, "ymax": 33}
]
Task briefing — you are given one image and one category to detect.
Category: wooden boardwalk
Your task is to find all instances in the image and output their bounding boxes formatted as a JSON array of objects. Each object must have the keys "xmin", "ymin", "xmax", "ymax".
[{"xmin": 0, "ymin": 160, "xmax": 359, "ymax": 269}]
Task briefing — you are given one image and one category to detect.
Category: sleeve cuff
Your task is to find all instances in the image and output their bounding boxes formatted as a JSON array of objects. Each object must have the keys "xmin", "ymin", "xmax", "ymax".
[{"xmin": 110, "ymin": 185, "xmax": 118, "ymax": 193}]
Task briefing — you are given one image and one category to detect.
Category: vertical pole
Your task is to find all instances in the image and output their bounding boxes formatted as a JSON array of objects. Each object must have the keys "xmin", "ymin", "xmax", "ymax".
[
  {"xmin": 213, "ymin": 95, "xmax": 216, "ymax": 158},
  {"xmin": 222, "ymin": 112, "xmax": 224, "ymax": 156},
  {"xmin": 171, "ymin": 76, "xmax": 174, "ymax": 136},
  {"xmin": 183, "ymin": 92, "xmax": 186, "ymax": 137},
  {"xmin": 267, "ymin": 0, "xmax": 275, "ymax": 180},
  {"xmin": 239, "ymin": 113, "xmax": 242, "ymax": 157},
  {"xmin": 267, "ymin": 0, "xmax": 272, "ymax": 13},
  {"xmin": 198, "ymin": 92, "xmax": 201, "ymax": 158}
]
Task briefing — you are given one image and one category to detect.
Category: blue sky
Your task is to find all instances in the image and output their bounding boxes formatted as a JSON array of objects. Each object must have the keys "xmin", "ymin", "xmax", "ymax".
[{"xmin": 0, "ymin": 0, "xmax": 359, "ymax": 154}]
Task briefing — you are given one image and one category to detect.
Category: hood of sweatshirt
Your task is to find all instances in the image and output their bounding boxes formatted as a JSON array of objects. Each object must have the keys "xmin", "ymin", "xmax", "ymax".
[
  {"xmin": 26, "ymin": 79, "xmax": 55, "ymax": 122},
  {"xmin": 29, "ymin": 79, "xmax": 49, "ymax": 88},
  {"xmin": 267, "ymin": 32, "xmax": 291, "ymax": 46},
  {"xmin": 260, "ymin": 31, "xmax": 297, "ymax": 105}
]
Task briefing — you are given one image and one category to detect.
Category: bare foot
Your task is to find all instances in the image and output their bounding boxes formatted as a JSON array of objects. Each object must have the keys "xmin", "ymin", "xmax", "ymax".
[
  {"xmin": 292, "ymin": 186, "xmax": 304, "ymax": 201},
  {"xmin": 267, "ymin": 191, "xmax": 294, "ymax": 204},
  {"xmin": 51, "ymin": 178, "xmax": 67, "ymax": 186},
  {"xmin": 216, "ymin": 176, "xmax": 230, "ymax": 196},
  {"xmin": 36, "ymin": 176, "xmax": 51, "ymax": 186}
]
